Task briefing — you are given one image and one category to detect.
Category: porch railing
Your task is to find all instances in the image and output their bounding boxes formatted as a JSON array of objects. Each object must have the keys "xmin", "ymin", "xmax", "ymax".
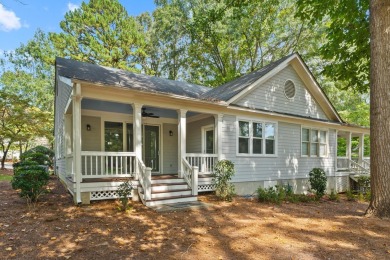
[
  {"xmin": 182, "ymin": 157, "xmax": 198, "ymax": 196},
  {"xmin": 136, "ymin": 157, "xmax": 151, "ymax": 202},
  {"xmin": 81, "ymin": 151, "xmax": 136, "ymax": 178},
  {"xmin": 336, "ymin": 157, "xmax": 350, "ymax": 170},
  {"xmin": 185, "ymin": 153, "xmax": 218, "ymax": 174}
]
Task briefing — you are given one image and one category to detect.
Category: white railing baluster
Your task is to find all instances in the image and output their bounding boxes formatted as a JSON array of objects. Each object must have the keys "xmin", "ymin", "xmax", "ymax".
[
  {"xmin": 80, "ymin": 152, "xmax": 136, "ymax": 179},
  {"xmin": 185, "ymin": 153, "xmax": 218, "ymax": 174}
]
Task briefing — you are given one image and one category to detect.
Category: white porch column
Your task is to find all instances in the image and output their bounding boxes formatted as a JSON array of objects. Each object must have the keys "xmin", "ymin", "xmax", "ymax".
[
  {"xmin": 214, "ymin": 114, "xmax": 223, "ymax": 160},
  {"xmin": 72, "ymin": 83, "xmax": 82, "ymax": 204},
  {"xmin": 133, "ymin": 103, "xmax": 143, "ymax": 180},
  {"xmin": 178, "ymin": 109, "xmax": 187, "ymax": 178},
  {"xmin": 346, "ymin": 132, "xmax": 352, "ymax": 168},
  {"xmin": 358, "ymin": 133, "xmax": 365, "ymax": 164}
]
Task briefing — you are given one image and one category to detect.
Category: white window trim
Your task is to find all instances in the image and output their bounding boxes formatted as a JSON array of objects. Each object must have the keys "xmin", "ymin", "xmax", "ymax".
[
  {"xmin": 236, "ymin": 118, "xmax": 278, "ymax": 157},
  {"xmin": 301, "ymin": 126, "xmax": 329, "ymax": 158}
]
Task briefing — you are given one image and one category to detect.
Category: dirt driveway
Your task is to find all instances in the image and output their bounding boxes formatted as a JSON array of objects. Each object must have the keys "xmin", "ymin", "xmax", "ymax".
[{"xmin": 1, "ymin": 174, "xmax": 389, "ymax": 260}]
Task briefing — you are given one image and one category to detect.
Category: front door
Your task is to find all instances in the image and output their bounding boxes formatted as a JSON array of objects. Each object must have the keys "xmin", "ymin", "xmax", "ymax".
[{"xmin": 143, "ymin": 125, "xmax": 160, "ymax": 173}]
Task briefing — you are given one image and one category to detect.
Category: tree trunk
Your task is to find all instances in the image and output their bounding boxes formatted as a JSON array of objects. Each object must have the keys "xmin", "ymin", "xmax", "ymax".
[{"xmin": 366, "ymin": 0, "xmax": 390, "ymax": 217}]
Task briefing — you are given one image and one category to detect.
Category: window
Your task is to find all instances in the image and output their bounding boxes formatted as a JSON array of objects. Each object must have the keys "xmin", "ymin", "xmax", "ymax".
[
  {"xmin": 238, "ymin": 120, "xmax": 276, "ymax": 155},
  {"xmin": 301, "ymin": 127, "xmax": 327, "ymax": 157}
]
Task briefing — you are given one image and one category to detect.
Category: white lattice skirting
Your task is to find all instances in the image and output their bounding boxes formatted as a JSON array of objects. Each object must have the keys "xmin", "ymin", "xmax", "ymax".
[
  {"xmin": 91, "ymin": 190, "xmax": 121, "ymax": 200},
  {"xmin": 198, "ymin": 184, "xmax": 215, "ymax": 192}
]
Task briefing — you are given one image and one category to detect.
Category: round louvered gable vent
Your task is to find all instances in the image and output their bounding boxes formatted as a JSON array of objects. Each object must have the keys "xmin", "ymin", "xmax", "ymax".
[{"xmin": 284, "ymin": 80, "xmax": 296, "ymax": 99}]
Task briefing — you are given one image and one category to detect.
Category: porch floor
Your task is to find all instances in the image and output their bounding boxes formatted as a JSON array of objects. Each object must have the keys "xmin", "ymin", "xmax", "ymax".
[{"xmin": 80, "ymin": 173, "xmax": 213, "ymax": 183}]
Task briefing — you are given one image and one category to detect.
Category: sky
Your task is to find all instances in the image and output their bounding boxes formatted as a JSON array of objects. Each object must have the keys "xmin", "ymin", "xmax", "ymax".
[{"xmin": 0, "ymin": 0, "xmax": 156, "ymax": 52}]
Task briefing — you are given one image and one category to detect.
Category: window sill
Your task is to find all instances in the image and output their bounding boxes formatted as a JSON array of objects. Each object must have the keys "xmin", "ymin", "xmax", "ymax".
[{"xmin": 236, "ymin": 154, "xmax": 278, "ymax": 158}]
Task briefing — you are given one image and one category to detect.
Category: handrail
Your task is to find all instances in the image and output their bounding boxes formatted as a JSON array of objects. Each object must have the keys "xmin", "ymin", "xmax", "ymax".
[
  {"xmin": 136, "ymin": 156, "xmax": 151, "ymax": 202},
  {"xmin": 185, "ymin": 153, "xmax": 218, "ymax": 157},
  {"xmin": 349, "ymin": 159, "xmax": 370, "ymax": 174},
  {"xmin": 182, "ymin": 157, "xmax": 198, "ymax": 196},
  {"xmin": 81, "ymin": 151, "xmax": 136, "ymax": 156}
]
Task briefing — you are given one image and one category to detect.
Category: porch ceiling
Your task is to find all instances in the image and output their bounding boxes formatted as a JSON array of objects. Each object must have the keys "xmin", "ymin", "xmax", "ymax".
[{"xmin": 81, "ymin": 98, "xmax": 201, "ymax": 119}]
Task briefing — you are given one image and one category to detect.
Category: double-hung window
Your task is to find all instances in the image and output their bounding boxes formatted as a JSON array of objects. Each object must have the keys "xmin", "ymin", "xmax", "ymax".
[
  {"xmin": 301, "ymin": 127, "xmax": 327, "ymax": 157},
  {"xmin": 238, "ymin": 120, "xmax": 276, "ymax": 155}
]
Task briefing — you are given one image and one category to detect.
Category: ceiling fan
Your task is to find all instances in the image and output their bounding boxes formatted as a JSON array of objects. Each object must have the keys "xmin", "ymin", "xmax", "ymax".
[{"xmin": 142, "ymin": 108, "xmax": 159, "ymax": 118}]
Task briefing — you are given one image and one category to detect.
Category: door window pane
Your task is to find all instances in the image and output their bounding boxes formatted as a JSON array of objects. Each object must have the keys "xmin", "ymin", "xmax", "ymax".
[
  {"xmin": 206, "ymin": 130, "xmax": 214, "ymax": 154},
  {"xmin": 253, "ymin": 139, "xmax": 262, "ymax": 154},
  {"xmin": 144, "ymin": 125, "xmax": 159, "ymax": 171},
  {"xmin": 239, "ymin": 121, "xmax": 249, "ymax": 137},
  {"xmin": 105, "ymin": 122, "xmax": 123, "ymax": 151},
  {"xmin": 239, "ymin": 138, "xmax": 249, "ymax": 153}
]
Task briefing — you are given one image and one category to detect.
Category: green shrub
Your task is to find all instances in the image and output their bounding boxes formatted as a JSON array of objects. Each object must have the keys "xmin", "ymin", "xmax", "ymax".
[
  {"xmin": 117, "ymin": 180, "xmax": 133, "ymax": 211},
  {"xmin": 257, "ymin": 184, "xmax": 315, "ymax": 204},
  {"xmin": 11, "ymin": 165, "xmax": 50, "ymax": 205},
  {"xmin": 213, "ymin": 160, "xmax": 235, "ymax": 201},
  {"xmin": 356, "ymin": 175, "xmax": 370, "ymax": 194},
  {"xmin": 257, "ymin": 186, "xmax": 280, "ymax": 204},
  {"xmin": 309, "ymin": 168, "xmax": 327, "ymax": 200},
  {"xmin": 20, "ymin": 146, "xmax": 54, "ymax": 167},
  {"xmin": 328, "ymin": 189, "xmax": 339, "ymax": 202},
  {"xmin": 346, "ymin": 189, "xmax": 355, "ymax": 201}
]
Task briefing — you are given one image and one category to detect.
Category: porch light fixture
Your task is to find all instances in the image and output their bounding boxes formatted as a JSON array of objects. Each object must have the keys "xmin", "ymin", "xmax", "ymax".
[
  {"xmin": 169, "ymin": 130, "xmax": 173, "ymax": 136},
  {"xmin": 86, "ymin": 124, "xmax": 91, "ymax": 131}
]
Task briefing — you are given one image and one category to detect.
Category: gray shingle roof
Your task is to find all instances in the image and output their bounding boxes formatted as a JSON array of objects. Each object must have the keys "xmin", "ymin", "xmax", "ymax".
[
  {"xmin": 200, "ymin": 53, "xmax": 295, "ymax": 102},
  {"xmin": 55, "ymin": 57, "xmax": 211, "ymax": 99},
  {"xmin": 56, "ymin": 54, "xmax": 295, "ymax": 102}
]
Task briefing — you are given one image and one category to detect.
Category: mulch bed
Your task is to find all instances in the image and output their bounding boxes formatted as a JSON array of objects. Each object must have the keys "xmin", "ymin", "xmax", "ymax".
[{"xmin": 1, "ymin": 175, "xmax": 389, "ymax": 259}]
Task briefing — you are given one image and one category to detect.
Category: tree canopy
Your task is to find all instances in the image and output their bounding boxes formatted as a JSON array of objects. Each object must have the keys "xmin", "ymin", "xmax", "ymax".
[{"xmin": 50, "ymin": 0, "xmax": 145, "ymax": 71}]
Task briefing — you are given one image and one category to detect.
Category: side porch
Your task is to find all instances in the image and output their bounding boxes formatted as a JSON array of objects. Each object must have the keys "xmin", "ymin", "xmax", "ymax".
[{"xmin": 335, "ymin": 130, "xmax": 370, "ymax": 191}]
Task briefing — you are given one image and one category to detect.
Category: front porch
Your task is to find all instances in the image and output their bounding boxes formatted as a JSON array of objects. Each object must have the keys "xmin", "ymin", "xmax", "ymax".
[{"xmin": 55, "ymin": 85, "xmax": 222, "ymax": 205}]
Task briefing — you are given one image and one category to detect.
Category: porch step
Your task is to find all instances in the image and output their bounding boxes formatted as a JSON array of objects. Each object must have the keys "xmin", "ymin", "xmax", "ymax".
[
  {"xmin": 140, "ymin": 189, "xmax": 192, "ymax": 199},
  {"xmin": 151, "ymin": 183, "xmax": 189, "ymax": 192},
  {"xmin": 145, "ymin": 195, "xmax": 197, "ymax": 207},
  {"xmin": 151, "ymin": 178, "xmax": 185, "ymax": 185}
]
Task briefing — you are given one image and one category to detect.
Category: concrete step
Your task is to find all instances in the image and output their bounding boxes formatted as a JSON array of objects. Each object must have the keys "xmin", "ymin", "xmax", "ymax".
[
  {"xmin": 143, "ymin": 189, "xmax": 192, "ymax": 199},
  {"xmin": 145, "ymin": 195, "xmax": 197, "ymax": 207}
]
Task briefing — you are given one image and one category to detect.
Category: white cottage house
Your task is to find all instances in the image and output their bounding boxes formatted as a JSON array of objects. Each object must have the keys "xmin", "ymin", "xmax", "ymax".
[{"xmin": 54, "ymin": 53, "xmax": 370, "ymax": 206}]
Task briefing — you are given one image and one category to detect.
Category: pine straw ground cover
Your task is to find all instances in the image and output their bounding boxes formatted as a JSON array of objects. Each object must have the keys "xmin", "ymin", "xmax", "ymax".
[{"xmin": 1, "ymin": 174, "xmax": 390, "ymax": 260}]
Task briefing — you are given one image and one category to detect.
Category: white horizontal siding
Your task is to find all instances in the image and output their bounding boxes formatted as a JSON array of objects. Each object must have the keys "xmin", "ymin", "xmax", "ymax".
[
  {"xmin": 163, "ymin": 123, "xmax": 178, "ymax": 174},
  {"xmin": 234, "ymin": 65, "xmax": 328, "ymax": 120},
  {"xmin": 55, "ymin": 77, "xmax": 72, "ymax": 160},
  {"xmin": 221, "ymin": 117, "xmax": 336, "ymax": 182},
  {"xmin": 186, "ymin": 116, "xmax": 214, "ymax": 153}
]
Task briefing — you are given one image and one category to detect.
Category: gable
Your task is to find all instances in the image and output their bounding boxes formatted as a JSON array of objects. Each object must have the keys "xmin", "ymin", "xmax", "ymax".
[{"xmin": 233, "ymin": 65, "xmax": 329, "ymax": 121}]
